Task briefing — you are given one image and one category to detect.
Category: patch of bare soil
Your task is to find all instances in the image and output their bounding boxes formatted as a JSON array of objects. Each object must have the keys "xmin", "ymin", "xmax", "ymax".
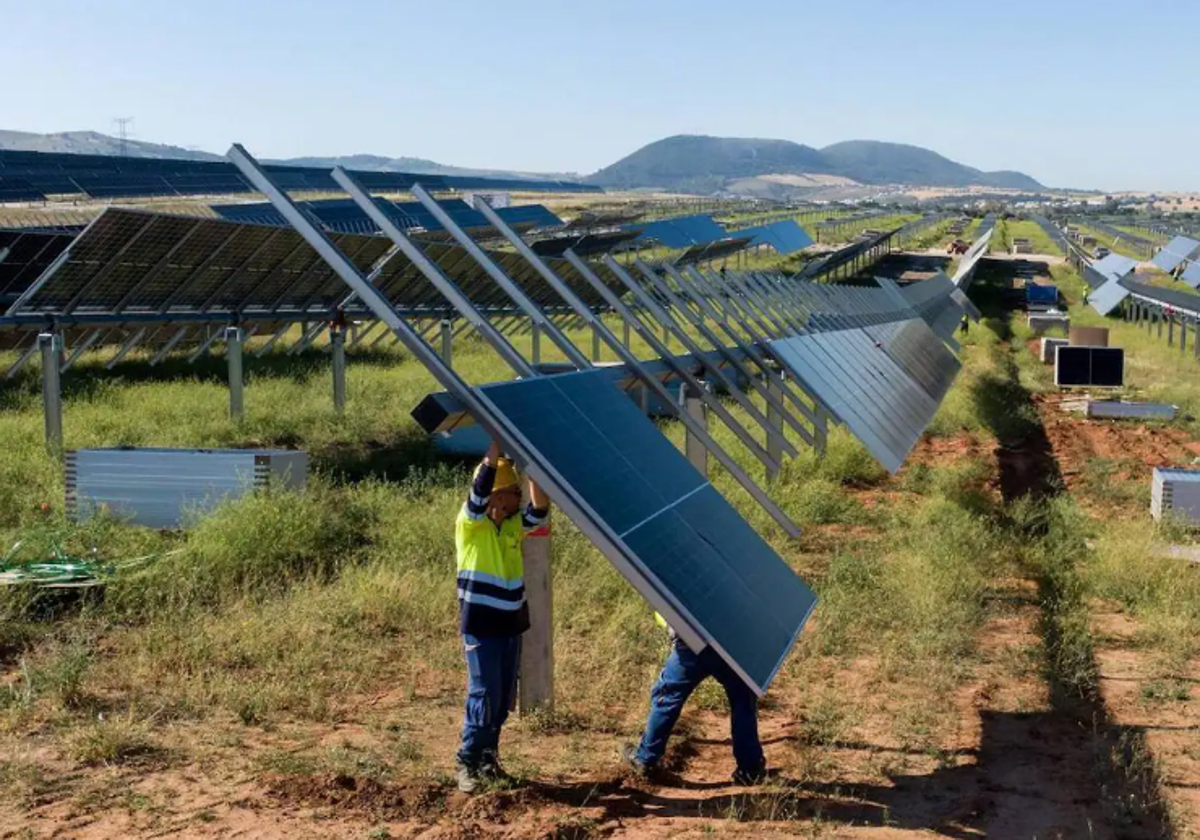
[
  {"xmin": 1092, "ymin": 606, "xmax": 1200, "ymax": 837},
  {"xmin": 1034, "ymin": 392, "xmax": 1200, "ymax": 504}
]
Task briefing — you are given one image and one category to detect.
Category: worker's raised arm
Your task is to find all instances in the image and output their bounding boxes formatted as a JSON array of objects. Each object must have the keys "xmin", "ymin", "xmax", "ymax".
[
  {"xmin": 523, "ymin": 476, "xmax": 550, "ymax": 533},
  {"xmin": 465, "ymin": 440, "xmax": 502, "ymax": 521}
]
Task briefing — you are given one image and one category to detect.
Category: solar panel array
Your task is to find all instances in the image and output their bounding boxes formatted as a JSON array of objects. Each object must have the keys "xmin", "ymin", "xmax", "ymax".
[
  {"xmin": 212, "ymin": 198, "xmax": 563, "ymax": 237},
  {"xmin": 0, "ymin": 229, "xmax": 74, "ymax": 305},
  {"xmin": 0, "ymin": 208, "xmax": 628, "ymax": 332},
  {"xmin": 0, "ymin": 149, "xmax": 600, "ymax": 201},
  {"xmin": 3, "ymin": 144, "xmax": 980, "ymax": 694},
  {"xmin": 1032, "ymin": 216, "xmax": 1070, "ymax": 253}
]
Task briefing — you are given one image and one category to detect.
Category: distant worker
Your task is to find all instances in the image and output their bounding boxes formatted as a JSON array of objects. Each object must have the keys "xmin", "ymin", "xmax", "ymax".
[
  {"xmin": 960, "ymin": 313, "xmax": 970, "ymax": 335},
  {"xmin": 622, "ymin": 614, "xmax": 768, "ymax": 786},
  {"xmin": 454, "ymin": 439, "xmax": 550, "ymax": 793}
]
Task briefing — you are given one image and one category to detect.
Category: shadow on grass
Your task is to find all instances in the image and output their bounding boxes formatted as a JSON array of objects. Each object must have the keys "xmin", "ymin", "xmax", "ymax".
[
  {"xmin": 0, "ymin": 346, "xmax": 404, "ymax": 408},
  {"xmin": 962, "ymin": 274, "xmax": 1177, "ymax": 838}
]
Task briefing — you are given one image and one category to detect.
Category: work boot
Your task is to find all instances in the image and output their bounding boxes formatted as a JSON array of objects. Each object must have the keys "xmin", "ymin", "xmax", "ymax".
[
  {"xmin": 479, "ymin": 752, "xmax": 514, "ymax": 785},
  {"xmin": 455, "ymin": 760, "xmax": 484, "ymax": 794},
  {"xmin": 620, "ymin": 743, "xmax": 654, "ymax": 780},
  {"xmin": 731, "ymin": 764, "xmax": 770, "ymax": 786}
]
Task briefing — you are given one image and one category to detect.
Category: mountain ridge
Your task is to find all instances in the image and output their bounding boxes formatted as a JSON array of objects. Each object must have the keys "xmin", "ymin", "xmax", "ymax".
[{"xmin": 588, "ymin": 135, "xmax": 1045, "ymax": 192}]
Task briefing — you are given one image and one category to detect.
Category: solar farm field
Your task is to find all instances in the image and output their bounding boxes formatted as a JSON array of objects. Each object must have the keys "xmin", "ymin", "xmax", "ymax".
[{"xmin": 3, "ymin": 253, "xmax": 1200, "ymax": 837}]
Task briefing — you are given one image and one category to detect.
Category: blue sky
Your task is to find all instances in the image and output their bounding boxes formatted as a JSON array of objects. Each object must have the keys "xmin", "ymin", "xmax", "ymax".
[{"xmin": 2, "ymin": 0, "xmax": 1196, "ymax": 191}]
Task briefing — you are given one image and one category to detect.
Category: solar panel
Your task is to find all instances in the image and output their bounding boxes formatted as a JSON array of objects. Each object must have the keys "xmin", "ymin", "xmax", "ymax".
[
  {"xmin": 213, "ymin": 198, "xmax": 563, "ymax": 237},
  {"xmin": 1183, "ymin": 262, "xmax": 1200, "ymax": 289},
  {"xmin": 631, "ymin": 215, "xmax": 728, "ymax": 248},
  {"xmin": 1092, "ymin": 253, "xmax": 1138, "ymax": 283},
  {"xmin": 2, "ymin": 208, "xmax": 628, "ymax": 326},
  {"xmin": 729, "ymin": 221, "xmax": 814, "ymax": 255},
  {"xmin": 1152, "ymin": 236, "xmax": 1200, "ymax": 272},
  {"xmin": 0, "ymin": 177, "xmax": 46, "ymax": 202},
  {"xmin": 1055, "ymin": 347, "xmax": 1124, "ymax": 387},
  {"xmin": 1088, "ymin": 278, "xmax": 1129, "ymax": 316},
  {"xmin": 480, "ymin": 369, "xmax": 817, "ymax": 692},
  {"xmin": 0, "ymin": 229, "xmax": 74, "ymax": 303},
  {"xmin": 769, "ymin": 323, "xmax": 948, "ymax": 473},
  {"xmin": 0, "ymin": 149, "xmax": 601, "ymax": 198}
]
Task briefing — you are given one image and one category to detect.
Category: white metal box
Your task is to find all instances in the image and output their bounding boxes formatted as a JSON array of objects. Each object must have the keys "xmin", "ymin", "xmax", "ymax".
[
  {"xmin": 66, "ymin": 447, "xmax": 307, "ymax": 529},
  {"xmin": 1151, "ymin": 467, "xmax": 1200, "ymax": 524}
]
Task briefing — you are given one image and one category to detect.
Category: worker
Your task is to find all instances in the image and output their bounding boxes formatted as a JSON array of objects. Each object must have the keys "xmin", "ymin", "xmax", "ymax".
[
  {"xmin": 622, "ymin": 614, "xmax": 768, "ymax": 786},
  {"xmin": 454, "ymin": 439, "xmax": 549, "ymax": 794},
  {"xmin": 960, "ymin": 313, "xmax": 970, "ymax": 335}
]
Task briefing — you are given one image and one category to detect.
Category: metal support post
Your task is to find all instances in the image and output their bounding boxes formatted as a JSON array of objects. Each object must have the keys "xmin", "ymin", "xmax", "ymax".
[
  {"xmin": 592, "ymin": 324, "xmax": 601, "ymax": 362},
  {"xmin": 226, "ymin": 326, "xmax": 245, "ymax": 421},
  {"xmin": 623, "ymin": 318, "xmax": 631, "ymax": 348},
  {"xmin": 440, "ymin": 319, "xmax": 453, "ymax": 365},
  {"xmin": 519, "ymin": 516, "xmax": 553, "ymax": 714},
  {"xmin": 681, "ymin": 383, "xmax": 708, "ymax": 476},
  {"xmin": 39, "ymin": 332, "xmax": 63, "ymax": 454},
  {"xmin": 813, "ymin": 403, "xmax": 829, "ymax": 457},
  {"xmin": 1169, "ymin": 317, "xmax": 1175, "ymax": 348},
  {"xmin": 1182, "ymin": 321, "xmax": 1188, "ymax": 355},
  {"xmin": 331, "ymin": 326, "xmax": 347, "ymax": 413},
  {"xmin": 1157, "ymin": 310, "xmax": 1163, "ymax": 339},
  {"xmin": 531, "ymin": 321, "xmax": 542, "ymax": 364},
  {"xmin": 766, "ymin": 379, "xmax": 784, "ymax": 481}
]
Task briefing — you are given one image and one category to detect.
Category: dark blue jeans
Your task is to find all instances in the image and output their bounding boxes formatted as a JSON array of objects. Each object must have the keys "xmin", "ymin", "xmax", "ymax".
[
  {"xmin": 635, "ymin": 638, "xmax": 764, "ymax": 774},
  {"xmin": 457, "ymin": 632, "xmax": 521, "ymax": 768}
]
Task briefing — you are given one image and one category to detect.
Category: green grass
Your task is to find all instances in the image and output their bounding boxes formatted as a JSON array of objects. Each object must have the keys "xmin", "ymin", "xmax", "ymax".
[{"xmin": 1005, "ymin": 219, "xmax": 1063, "ymax": 256}]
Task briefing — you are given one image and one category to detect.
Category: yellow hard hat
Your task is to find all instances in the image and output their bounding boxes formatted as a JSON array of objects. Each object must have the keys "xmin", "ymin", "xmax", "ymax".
[{"xmin": 476, "ymin": 457, "xmax": 520, "ymax": 492}]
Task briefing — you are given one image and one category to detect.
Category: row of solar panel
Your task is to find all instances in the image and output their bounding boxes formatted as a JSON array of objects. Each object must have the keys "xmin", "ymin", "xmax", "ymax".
[
  {"xmin": 0, "ymin": 208, "xmax": 632, "ymax": 325},
  {"xmin": 211, "ymin": 198, "xmax": 564, "ymax": 237},
  {"xmin": 0, "ymin": 149, "xmax": 601, "ymax": 200}
]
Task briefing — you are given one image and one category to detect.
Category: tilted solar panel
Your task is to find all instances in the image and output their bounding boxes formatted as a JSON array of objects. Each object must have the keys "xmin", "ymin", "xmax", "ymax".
[
  {"xmin": 479, "ymin": 369, "xmax": 817, "ymax": 693},
  {"xmin": 769, "ymin": 321, "xmax": 956, "ymax": 473},
  {"xmin": 1088, "ymin": 278, "xmax": 1131, "ymax": 317},
  {"xmin": 1183, "ymin": 262, "xmax": 1200, "ymax": 289},
  {"xmin": 1092, "ymin": 253, "xmax": 1138, "ymax": 283},
  {"xmin": 1152, "ymin": 236, "xmax": 1200, "ymax": 273}
]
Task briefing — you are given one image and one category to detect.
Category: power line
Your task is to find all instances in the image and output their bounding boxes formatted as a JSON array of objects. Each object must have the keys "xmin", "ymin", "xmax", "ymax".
[{"xmin": 113, "ymin": 117, "xmax": 134, "ymax": 156}]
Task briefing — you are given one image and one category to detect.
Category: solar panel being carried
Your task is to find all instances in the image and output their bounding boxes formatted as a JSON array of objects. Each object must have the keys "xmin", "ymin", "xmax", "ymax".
[
  {"xmin": 1152, "ymin": 235, "xmax": 1200, "ymax": 273},
  {"xmin": 479, "ymin": 368, "xmax": 818, "ymax": 693}
]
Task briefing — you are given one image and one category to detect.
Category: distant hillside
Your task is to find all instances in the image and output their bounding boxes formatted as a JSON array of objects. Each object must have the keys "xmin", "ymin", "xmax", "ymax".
[
  {"xmin": 588, "ymin": 135, "xmax": 1044, "ymax": 193},
  {"xmin": 0, "ymin": 130, "xmax": 584, "ymax": 183},
  {"xmin": 0, "ymin": 130, "xmax": 221, "ymax": 161}
]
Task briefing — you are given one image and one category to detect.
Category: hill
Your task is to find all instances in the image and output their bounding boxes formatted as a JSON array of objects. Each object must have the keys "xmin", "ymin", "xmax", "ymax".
[
  {"xmin": 588, "ymin": 135, "xmax": 1044, "ymax": 193},
  {"xmin": 0, "ymin": 129, "xmax": 222, "ymax": 161}
]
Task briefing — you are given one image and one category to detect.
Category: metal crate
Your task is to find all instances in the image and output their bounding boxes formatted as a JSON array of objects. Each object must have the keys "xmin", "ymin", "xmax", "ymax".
[
  {"xmin": 1151, "ymin": 467, "xmax": 1200, "ymax": 524},
  {"xmin": 65, "ymin": 448, "xmax": 307, "ymax": 529}
]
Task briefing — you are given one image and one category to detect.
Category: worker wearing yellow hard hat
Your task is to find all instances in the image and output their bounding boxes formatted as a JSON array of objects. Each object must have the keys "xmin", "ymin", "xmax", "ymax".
[{"xmin": 454, "ymin": 439, "xmax": 549, "ymax": 794}]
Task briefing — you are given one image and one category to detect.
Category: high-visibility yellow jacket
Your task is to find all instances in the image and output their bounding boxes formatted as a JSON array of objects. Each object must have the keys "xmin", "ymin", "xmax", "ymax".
[{"xmin": 456, "ymin": 462, "xmax": 547, "ymax": 637}]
